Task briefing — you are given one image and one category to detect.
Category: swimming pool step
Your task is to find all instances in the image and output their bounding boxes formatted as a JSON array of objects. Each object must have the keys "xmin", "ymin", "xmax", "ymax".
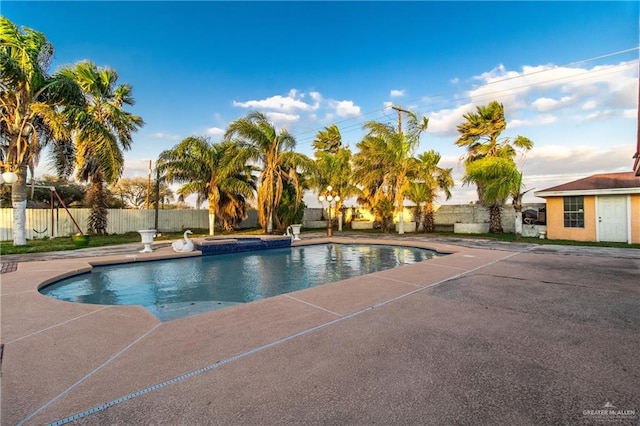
[{"xmin": 194, "ymin": 236, "xmax": 292, "ymax": 256}]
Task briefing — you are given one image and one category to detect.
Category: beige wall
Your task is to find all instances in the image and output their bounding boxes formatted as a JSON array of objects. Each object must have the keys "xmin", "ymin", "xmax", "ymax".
[
  {"xmin": 630, "ymin": 194, "xmax": 640, "ymax": 244},
  {"xmin": 546, "ymin": 196, "xmax": 597, "ymax": 242},
  {"xmin": 547, "ymin": 194, "xmax": 640, "ymax": 243}
]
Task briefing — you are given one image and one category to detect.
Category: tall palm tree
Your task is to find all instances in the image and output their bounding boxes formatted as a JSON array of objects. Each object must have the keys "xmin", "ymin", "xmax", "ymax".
[
  {"xmin": 225, "ymin": 111, "xmax": 313, "ymax": 233},
  {"xmin": 352, "ymin": 111, "xmax": 428, "ymax": 233},
  {"xmin": 312, "ymin": 125, "xmax": 356, "ymax": 228},
  {"xmin": 405, "ymin": 182, "xmax": 429, "ymax": 232},
  {"xmin": 455, "ymin": 101, "xmax": 533, "ymax": 233},
  {"xmin": 157, "ymin": 136, "xmax": 256, "ymax": 234},
  {"xmin": 0, "ymin": 16, "xmax": 83, "ymax": 245},
  {"xmin": 61, "ymin": 61, "xmax": 144, "ymax": 234},
  {"xmin": 411, "ymin": 150, "xmax": 454, "ymax": 232}
]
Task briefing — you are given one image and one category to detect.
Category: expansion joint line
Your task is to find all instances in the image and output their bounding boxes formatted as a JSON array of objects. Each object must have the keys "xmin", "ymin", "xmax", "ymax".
[
  {"xmin": 5, "ymin": 306, "xmax": 112, "ymax": 345},
  {"xmin": 284, "ymin": 294, "xmax": 342, "ymax": 316},
  {"xmin": 47, "ymin": 250, "xmax": 523, "ymax": 425},
  {"xmin": 18, "ymin": 323, "xmax": 161, "ymax": 426}
]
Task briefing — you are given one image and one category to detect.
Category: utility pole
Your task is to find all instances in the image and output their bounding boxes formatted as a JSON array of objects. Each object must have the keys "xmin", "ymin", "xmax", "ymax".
[
  {"xmin": 390, "ymin": 105, "xmax": 412, "ymax": 235},
  {"xmin": 391, "ymin": 104, "xmax": 411, "ymax": 135}
]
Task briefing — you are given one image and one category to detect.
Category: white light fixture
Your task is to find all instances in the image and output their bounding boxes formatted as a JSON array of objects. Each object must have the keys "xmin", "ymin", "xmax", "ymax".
[{"xmin": 1, "ymin": 171, "xmax": 17, "ymax": 184}]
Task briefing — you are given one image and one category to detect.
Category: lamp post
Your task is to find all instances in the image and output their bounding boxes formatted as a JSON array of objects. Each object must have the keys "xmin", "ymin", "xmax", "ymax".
[{"xmin": 318, "ymin": 185, "xmax": 340, "ymax": 237}]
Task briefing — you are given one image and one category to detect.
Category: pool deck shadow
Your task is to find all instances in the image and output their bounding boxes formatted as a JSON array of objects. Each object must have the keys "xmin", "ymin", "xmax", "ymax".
[{"xmin": 1, "ymin": 234, "xmax": 639, "ymax": 425}]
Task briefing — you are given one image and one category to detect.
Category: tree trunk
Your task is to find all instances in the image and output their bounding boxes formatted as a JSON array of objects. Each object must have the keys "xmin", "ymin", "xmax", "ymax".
[
  {"xmin": 208, "ymin": 210, "xmax": 215, "ymax": 236},
  {"xmin": 86, "ymin": 178, "xmax": 108, "ymax": 235},
  {"xmin": 514, "ymin": 211, "xmax": 523, "ymax": 236},
  {"xmin": 266, "ymin": 210, "xmax": 273, "ymax": 234},
  {"xmin": 397, "ymin": 209, "xmax": 404, "ymax": 234},
  {"xmin": 488, "ymin": 203, "xmax": 503, "ymax": 233},
  {"xmin": 424, "ymin": 203, "xmax": 435, "ymax": 233},
  {"xmin": 413, "ymin": 206, "xmax": 424, "ymax": 232},
  {"xmin": 11, "ymin": 167, "xmax": 28, "ymax": 246}
]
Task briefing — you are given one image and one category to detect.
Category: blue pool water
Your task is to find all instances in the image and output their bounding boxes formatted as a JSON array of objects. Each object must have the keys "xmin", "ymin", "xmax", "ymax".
[{"xmin": 40, "ymin": 243, "xmax": 443, "ymax": 321}]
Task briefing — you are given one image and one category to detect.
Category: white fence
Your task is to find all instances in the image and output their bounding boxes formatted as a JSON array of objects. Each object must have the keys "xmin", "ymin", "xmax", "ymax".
[
  {"xmin": 0, "ymin": 209, "xmax": 214, "ymax": 241},
  {"xmin": 0, "ymin": 204, "xmax": 544, "ymax": 241}
]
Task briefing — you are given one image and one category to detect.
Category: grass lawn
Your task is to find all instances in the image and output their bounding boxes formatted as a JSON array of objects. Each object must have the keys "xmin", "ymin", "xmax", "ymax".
[{"xmin": 0, "ymin": 228, "xmax": 264, "ymax": 256}]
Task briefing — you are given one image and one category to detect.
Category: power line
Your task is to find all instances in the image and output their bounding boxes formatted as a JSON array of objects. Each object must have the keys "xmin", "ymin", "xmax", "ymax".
[{"xmin": 291, "ymin": 46, "xmax": 639, "ymax": 149}]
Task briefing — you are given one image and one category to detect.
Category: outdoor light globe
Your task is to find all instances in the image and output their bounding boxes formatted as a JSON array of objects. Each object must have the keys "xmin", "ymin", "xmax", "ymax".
[
  {"xmin": 335, "ymin": 195, "xmax": 341, "ymax": 202},
  {"xmin": 327, "ymin": 195, "xmax": 333, "ymax": 202},
  {"xmin": 2, "ymin": 171, "xmax": 17, "ymax": 184},
  {"xmin": 327, "ymin": 185, "xmax": 332, "ymax": 191},
  {"xmin": 318, "ymin": 195, "xmax": 325, "ymax": 202}
]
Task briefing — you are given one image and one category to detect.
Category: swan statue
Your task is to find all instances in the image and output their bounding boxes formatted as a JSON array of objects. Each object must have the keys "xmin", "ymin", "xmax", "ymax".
[
  {"xmin": 284, "ymin": 226, "xmax": 294, "ymax": 241},
  {"xmin": 172, "ymin": 230, "xmax": 194, "ymax": 252}
]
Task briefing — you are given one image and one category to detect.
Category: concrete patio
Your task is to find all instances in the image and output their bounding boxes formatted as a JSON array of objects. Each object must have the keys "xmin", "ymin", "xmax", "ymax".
[{"xmin": 1, "ymin": 235, "xmax": 639, "ymax": 425}]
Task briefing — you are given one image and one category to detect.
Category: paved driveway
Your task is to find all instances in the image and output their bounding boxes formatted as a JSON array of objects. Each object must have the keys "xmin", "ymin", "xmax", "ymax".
[{"xmin": 1, "ymin": 236, "xmax": 638, "ymax": 425}]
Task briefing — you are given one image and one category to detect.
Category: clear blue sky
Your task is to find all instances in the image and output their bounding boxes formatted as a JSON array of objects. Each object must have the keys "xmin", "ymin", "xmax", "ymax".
[{"xmin": 2, "ymin": 1, "xmax": 639, "ymax": 205}]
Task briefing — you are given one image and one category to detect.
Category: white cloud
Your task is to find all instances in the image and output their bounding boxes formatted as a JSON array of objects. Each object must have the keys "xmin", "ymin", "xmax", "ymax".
[
  {"xmin": 509, "ymin": 114, "xmax": 557, "ymax": 129},
  {"xmin": 309, "ymin": 91, "xmax": 323, "ymax": 102},
  {"xmin": 523, "ymin": 144, "xmax": 633, "ymax": 180},
  {"xmin": 205, "ymin": 127, "xmax": 224, "ymax": 136},
  {"xmin": 233, "ymin": 89, "xmax": 319, "ymax": 113},
  {"xmin": 422, "ymin": 59, "xmax": 637, "ymax": 138},
  {"xmin": 442, "ymin": 144, "xmax": 635, "ymax": 204},
  {"xmin": 390, "ymin": 89, "xmax": 405, "ymax": 98},
  {"xmin": 264, "ymin": 111, "xmax": 299, "ymax": 124},
  {"xmin": 330, "ymin": 100, "xmax": 361, "ymax": 117},
  {"xmin": 585, "ymin": 110, "xmax": 615, "ymax": 121},
  {"xmin": 150, "ymin": 132, "xmax": 180, "ymax": 141},
  {"xmin": 123, "ymin": 159, "xmax": 156, "ymax": 178},
  {"xmin": 532, "ymin": 96, "xmax": 574, "ymax": 112},
  {"xmin": 427, "ymin": 103, "xmax": 476, "ymax": 136},
  {"xmin": 450, "ymin": 77, "xmax": 459, "ymax": 84},
  {"xmin": 522, "ymin": 144, "xmax": 634, "ymax": 201}
]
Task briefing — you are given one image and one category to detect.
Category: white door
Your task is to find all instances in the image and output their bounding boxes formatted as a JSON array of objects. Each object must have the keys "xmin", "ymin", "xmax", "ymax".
[{"xmin": 597, "ymin": 196, "xmax": 628, "ymax": 242}]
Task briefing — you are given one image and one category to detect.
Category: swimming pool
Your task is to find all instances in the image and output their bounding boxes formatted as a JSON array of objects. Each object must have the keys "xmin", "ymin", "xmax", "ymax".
[{"xmin": 40, "ymin": 243, "xmax": 444, "ymax": 321}]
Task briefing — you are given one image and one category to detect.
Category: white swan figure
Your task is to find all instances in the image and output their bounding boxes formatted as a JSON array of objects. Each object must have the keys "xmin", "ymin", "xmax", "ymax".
[
  {"xmin": 284, "ymin": 226, "xmax": 294, "ymax": 241},
  {"xmin": 172, "ymin": 230, "xmax": 194, "ymax": 252}
]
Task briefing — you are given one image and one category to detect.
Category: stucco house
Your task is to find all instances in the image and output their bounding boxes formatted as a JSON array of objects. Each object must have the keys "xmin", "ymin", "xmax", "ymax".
[{"xmin": 534, "ymin": 172, "xmax": 640, "ymax": 244}]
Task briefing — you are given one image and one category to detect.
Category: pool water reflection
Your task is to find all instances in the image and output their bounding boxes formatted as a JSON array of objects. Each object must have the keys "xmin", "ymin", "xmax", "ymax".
[{"xmin": 40, "ymin": 243, "xmax": 444, "ymax": 321}]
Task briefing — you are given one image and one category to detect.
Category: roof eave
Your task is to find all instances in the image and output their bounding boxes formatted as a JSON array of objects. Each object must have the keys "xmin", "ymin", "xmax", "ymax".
[{"xmin": 535, "ymin": 187, "xmax": 640, "ymax": 198}]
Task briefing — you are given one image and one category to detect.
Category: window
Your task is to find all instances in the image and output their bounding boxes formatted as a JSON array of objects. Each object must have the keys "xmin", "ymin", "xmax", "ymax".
[{"xmin": 563, "ymin": 196, "xmax": 584, "ymax": 228}]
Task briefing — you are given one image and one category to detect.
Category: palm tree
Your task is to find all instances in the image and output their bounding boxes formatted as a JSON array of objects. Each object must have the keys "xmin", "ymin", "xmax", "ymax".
[
  {"xmin": 414, "ymin": 150, "xmax": 453, "ymax": 232},
  {"xmin": 312, "ymin": 125, "xmax": 356, "ymax": 229},
  {"xmin": 405, "ymin": 182, "xmax": 428, "ymax": 231},
  {"xmin": 61, "ymin": 61, "xmax": 144, "ymax": 234},
  {"xmin": 0, "ymin": 16, "xmax": 84, "ymax": 245},
  {"xmin": 352, "ymin": 111, "xmax": 428, "ymax": 233},
  {"xmin": 455, "ymin": 101, "xmax": 533, "ymax": 233},
  {"xmin": 312, "ymin": 124, "xmax": 342, "ymax": 154},
  {"xmin": 158, "ymin": 136, "xmax": 256, "ymax": 234},
  {"xmin": 225, "ymin": 111, "xmax": 313, "ymax": 233}
]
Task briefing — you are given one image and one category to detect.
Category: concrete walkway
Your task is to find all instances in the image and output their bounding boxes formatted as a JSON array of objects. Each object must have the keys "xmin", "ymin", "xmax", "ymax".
[{"xmin": 1, "ymin": 234, "xmax": 638, "ymax": 425}]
